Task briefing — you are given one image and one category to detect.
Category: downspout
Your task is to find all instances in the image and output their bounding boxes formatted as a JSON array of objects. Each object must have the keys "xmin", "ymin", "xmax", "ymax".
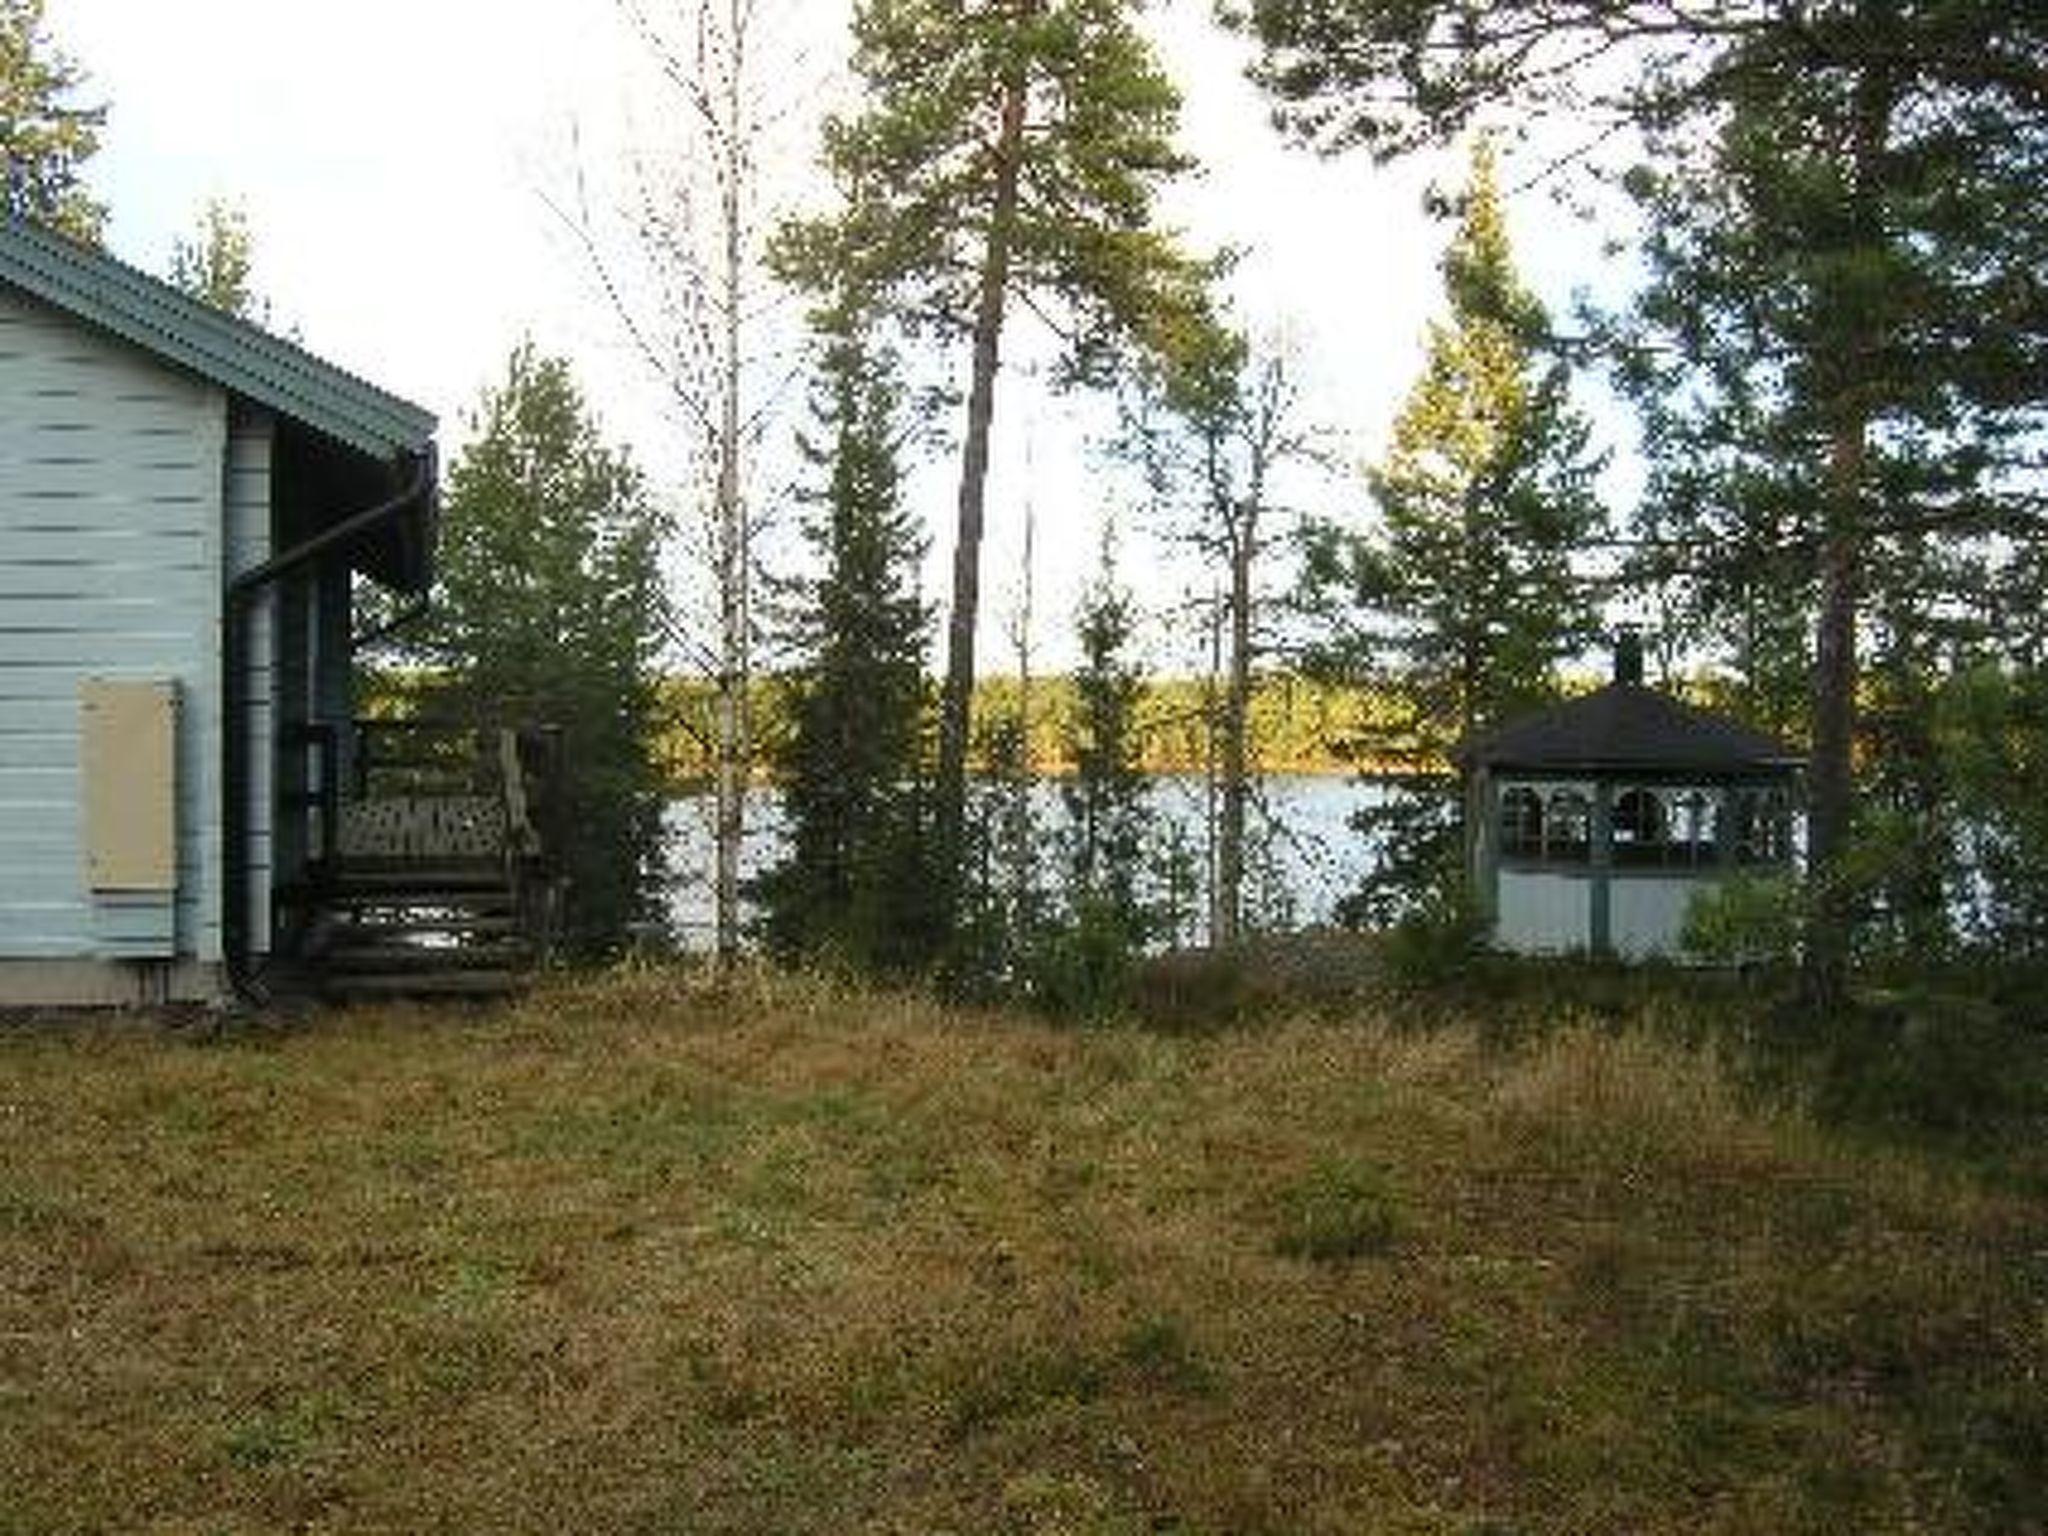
[{"xmin": 221, "ymin": 448, "xmax": 435, "ymax": 1003}]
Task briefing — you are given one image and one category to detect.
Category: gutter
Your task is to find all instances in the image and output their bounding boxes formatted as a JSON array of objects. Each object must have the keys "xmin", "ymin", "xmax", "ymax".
[{"xmin": 221, "ymin": 448, "xmax": 436, "ymax": 1003}]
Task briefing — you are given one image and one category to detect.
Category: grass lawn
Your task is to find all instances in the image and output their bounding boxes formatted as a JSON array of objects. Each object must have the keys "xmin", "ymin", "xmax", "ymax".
[{"xmin": 2, "ymin": 967, "xmax": 2043, "ymax": 1533}]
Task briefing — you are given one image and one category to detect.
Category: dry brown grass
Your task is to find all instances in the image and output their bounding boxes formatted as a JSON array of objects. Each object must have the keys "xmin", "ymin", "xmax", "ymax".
[{"xmin": 2, "ymin": 968, "xmax": 2042, "ymax": 1534}]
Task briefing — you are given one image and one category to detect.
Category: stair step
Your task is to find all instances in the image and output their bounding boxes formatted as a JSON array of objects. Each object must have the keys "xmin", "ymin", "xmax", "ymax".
[
  {"xmin": 319, "ymin": 889, "xmax": 518, "ymax": 913},
  {"xmin": 325, "ymin": 969, "xmax": 528, "ymax": 999},
  {"xmin": 336, "ymin": 914, "xmax": 522, "ymax": 939},
  {"xmin": 295, "ymin": 858, "xmax": 540, "ymax": 994},
  {"xmin": 323, "ymin": 942, "xmax": 532, "ymax": 973},
  {"xmin": 331, "ymin": 868, "xmax": 511, "ymax": 894}
]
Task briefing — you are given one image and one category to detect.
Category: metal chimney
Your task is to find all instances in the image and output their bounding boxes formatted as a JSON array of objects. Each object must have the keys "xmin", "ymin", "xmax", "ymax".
[{"xmin": 1615, "ymin": 626, "xmax": 1645, "ymax": 687}]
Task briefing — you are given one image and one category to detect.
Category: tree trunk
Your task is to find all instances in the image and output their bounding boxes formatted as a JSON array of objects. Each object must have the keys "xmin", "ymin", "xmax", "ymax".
[
  {"xmin": 933, "ymin": 61, "xmax": 1029, "ymax": 917},
  {"xmin": 1010, "ymin": 494, "xmax": 1037, "ymax": 918},
  {"xmin": 1214, "ymin": 515, "xmax": 1253, "ymax": 946},
  {"xmin": 1806, "ymin": 425, "xmax": 1863, "ymax": 1002},
  {"xmin": 712, "ymin": 0, "xmax": 750, "ymax": 968},
  {"xmin": 1804, "ymin": 63, "xmax": 1894, "ymax": 1006}
]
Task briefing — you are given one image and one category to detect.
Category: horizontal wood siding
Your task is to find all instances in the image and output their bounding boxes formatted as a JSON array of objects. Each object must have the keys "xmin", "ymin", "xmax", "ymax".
[
  {"xmin": 224, "ymin": 405, "xmax": 274, "ymax": 954},
  {"xmin": 0, "ymin": 286, "xmax": 229, "ymax": 962}
]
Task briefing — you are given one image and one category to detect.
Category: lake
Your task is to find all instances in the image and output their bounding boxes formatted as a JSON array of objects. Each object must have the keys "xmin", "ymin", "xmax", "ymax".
[{"xmin": 664, "ymin": 774, "xmax": 1375, "ymax": 948}]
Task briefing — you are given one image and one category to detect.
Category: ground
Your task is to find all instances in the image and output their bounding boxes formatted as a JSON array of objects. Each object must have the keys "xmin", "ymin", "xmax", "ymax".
[{"xmin": 1, "ymin": 967, "xmax": 2042, "ymax": 1533}]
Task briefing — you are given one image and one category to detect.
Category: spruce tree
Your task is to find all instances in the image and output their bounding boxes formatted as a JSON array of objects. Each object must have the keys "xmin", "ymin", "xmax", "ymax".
[
  {"xmin": 951, "ymin": 699, "xmax": 1046, "ymax": 1001},
  {"xmin": 753, "ymin": 313, "xmax": 937, "ymax": 972},
  {"xmin": 1062, "ymin": 545, "xmax": 1153, "ymax": 935},
  {"xmin": 424, "ymin": 346, "xmax": 673, "ymax": 957},
  {"xmin": 1302, "ymin": 141, "xmax": 1604, "ymax": 925},
  {"xmin": 1032, "ymin": 540, "xmax": 1156, "ymax": 1016}
]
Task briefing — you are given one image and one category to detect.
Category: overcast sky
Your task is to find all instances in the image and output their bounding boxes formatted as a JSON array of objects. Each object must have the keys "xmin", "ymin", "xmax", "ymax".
[{"xmin": 46, "ymin": 0, "xmax": 1617, "ymax": 674}]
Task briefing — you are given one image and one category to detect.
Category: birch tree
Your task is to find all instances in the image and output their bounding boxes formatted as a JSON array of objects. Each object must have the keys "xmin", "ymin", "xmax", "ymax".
[
  {"xmin": 561, "ymin": 0, "xmax": 812, "ymax": 964},
  {"xmin": 1146, "ymin": 328, "xmax": 1322, "ymax": 945},
  {"xmin": 169, "ymin": 198, "xmax": 266, "ymax": 322}
]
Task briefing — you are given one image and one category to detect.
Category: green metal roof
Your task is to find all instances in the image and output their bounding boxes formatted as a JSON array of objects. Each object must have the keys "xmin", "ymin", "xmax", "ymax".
[{"xmin": 0, "ymin": 216, "xmax": 435, "ymax": 459}]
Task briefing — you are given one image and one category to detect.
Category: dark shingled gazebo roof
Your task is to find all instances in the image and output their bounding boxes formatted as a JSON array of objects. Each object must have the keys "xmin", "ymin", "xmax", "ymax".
[{"xmin": 1457, "ymin": 683, "xmax": 1803, "ymax": 776}]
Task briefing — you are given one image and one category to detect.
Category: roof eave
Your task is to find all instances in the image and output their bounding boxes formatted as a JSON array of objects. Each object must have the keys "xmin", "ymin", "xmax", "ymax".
[
  {"xmin": 0, "ymin": 218, "xmax": 434, "ymax": 460},
  {"xmin": 1474, "ymin": 755, "xmax": 1806, "ymax": 777}
]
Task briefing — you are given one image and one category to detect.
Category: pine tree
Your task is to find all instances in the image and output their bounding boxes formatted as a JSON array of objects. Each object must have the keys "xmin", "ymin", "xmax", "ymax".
[
  {"xmin": 773, "ymin": 0, "xmax": 1213, "ymax": 924},
  {"xmin": 1, "ymin": 0, "xmax": 103, "ymax": 243},
  {"xmin": 424, "ymin": 345, "xmax": 673, "ymax": 957},
  {"xmin": 753, "ymin": 313, "xmax": 937, "ymax": 972},
  {"xmin": 1613, "ymin": 9, "xmax": 2048, "ymax": 985},
  {"xmin": 1302, "ymin": 141, "xmax": 1605, "ymax": 924},
  {"xmin": 1941, "ymin": 662, "xmax": 2048, "ymax": 967}
]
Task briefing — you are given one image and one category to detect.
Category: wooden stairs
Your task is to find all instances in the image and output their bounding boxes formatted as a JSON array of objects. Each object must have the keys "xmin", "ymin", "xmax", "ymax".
[
  {"xmin": 314, "ymin": 863, "xmax": 535, "ymax": 1000},
  {"xmin": 287, "ymin": 724, "xmax": 561, "ymax": 1002}
]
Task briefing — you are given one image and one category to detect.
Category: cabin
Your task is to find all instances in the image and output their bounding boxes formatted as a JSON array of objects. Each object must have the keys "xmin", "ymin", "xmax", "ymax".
[
  {"xmin": 0, "ymin": 218, "xmax": 550, "ymax": 1007},
  {"xmin": 1458, "ymin": 636, "xmax": 1803, "ymax": 960}
]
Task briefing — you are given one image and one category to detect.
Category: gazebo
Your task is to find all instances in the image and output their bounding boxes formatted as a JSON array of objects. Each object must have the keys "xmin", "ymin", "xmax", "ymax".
[{"xmin": 1456, "ymin": 635, "xmax": 1804, "ymax": 959}]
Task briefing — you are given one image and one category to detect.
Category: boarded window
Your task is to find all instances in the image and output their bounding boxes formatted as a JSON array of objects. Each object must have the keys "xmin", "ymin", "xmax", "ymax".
[{"xmin": 80, "ymin": 680, "xmax": 178, "ymax": 892}]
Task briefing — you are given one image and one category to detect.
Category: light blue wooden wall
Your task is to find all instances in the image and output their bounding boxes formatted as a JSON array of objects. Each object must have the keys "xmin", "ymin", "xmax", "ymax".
[
  {"xmin": 0, "ymin": 286, "xmax": 274, "ymax": 966},
  {"xmin": 225, "ymin": 404, "xmax": 275, "ymax": 953}
]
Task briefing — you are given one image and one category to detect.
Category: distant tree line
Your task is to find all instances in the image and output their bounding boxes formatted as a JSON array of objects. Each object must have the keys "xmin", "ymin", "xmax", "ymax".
[{"xmin": 652, "ymin": 673, "xmax": 1410, "ymax": 784}]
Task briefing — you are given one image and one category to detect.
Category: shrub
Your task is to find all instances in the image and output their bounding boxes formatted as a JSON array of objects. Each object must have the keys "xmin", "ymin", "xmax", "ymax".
[
  {"xmin": 1809, "ymin": 994, "xmax": 2048, "ymax": 1146},
  {"xmin": 1125, "ymin": 946, "xmax": 1285, "ymax": 1031},
  {"xmin": 1271, "ymin": 1159, "xmax": 1406, "ymax": 1261},
  {"xmin": 1026, "ymin": 899, "xmax": 1141, "ymax": 1022},
  {"xmin": 1682, "ymin": 873, "xmax": 1803, "ymax": 969},
  {"xmin": 1380, "ymin": 882, "xmax": 1490, "ymax": 989}
]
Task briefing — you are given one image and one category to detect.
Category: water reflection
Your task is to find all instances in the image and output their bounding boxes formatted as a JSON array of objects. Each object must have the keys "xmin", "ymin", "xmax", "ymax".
[{"xmin": 663, "ymin": 775, "xmax": 1375, "ymax": 949}]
